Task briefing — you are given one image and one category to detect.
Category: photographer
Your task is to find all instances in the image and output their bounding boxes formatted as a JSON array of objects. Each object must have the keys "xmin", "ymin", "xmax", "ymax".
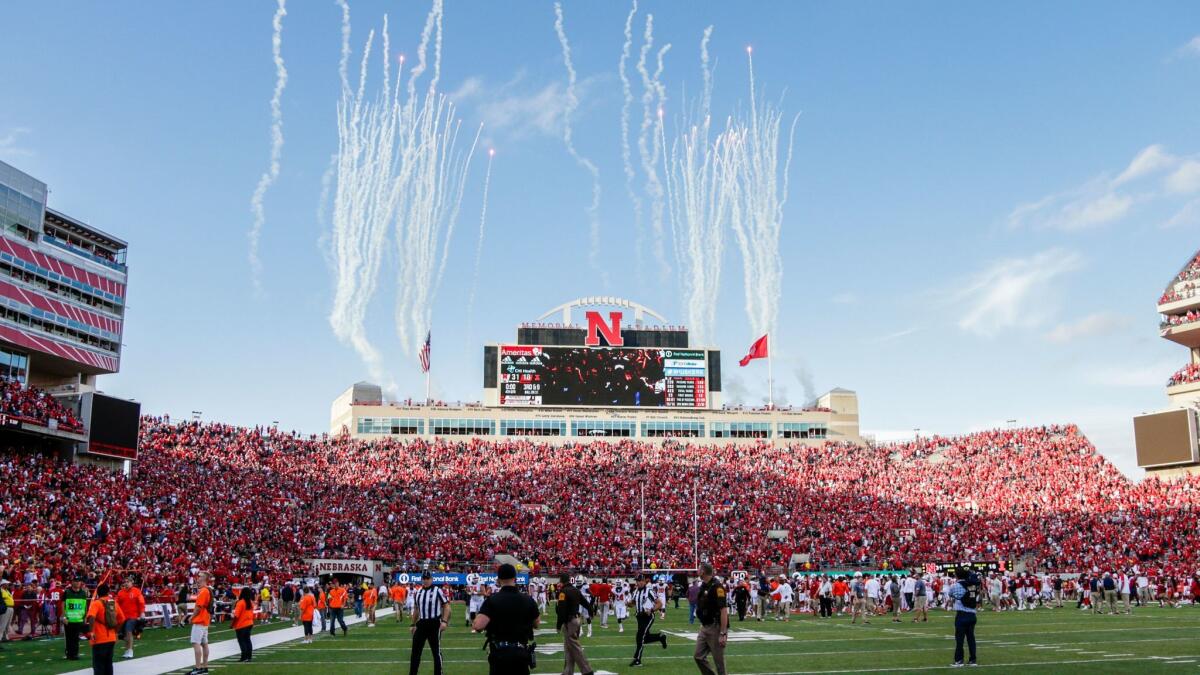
[
  {"xmin": 473, "ymin": 564, "xmax": 539, "ymax": 675},
  {"xmin": 948, "ymin": 568, "xmax": 980, "ymax": 667}
]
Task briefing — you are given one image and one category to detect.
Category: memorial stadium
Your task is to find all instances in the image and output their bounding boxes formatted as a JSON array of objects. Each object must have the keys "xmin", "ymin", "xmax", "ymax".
[{"xmin": 5, "ymin": 2, "xmax": 1200, "ymax": 674}]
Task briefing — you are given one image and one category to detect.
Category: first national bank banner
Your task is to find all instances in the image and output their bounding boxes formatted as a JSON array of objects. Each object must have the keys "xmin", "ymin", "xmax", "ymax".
[{"xmin": 393, "ymin": 571, "xmax": 530, "ymax": 585}]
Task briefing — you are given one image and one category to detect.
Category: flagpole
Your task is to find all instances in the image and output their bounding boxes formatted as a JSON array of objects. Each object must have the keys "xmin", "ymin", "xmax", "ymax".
[{"xmin": 767, "ymin": 331, "xmax": 774, "ymax": 409}]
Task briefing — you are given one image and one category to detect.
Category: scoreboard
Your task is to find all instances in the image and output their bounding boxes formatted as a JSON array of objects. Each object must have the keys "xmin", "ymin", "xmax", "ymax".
[{"xmin": 499, "ymin": 345, "xmax": 708, "ymax": 408}]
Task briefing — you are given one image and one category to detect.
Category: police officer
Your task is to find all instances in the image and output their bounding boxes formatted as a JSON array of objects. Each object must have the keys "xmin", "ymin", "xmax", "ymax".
[
  {"xmin": 62, "ymin": 576, "xmax": 89, "ymax": 660},
  {"xmin": 693, "ymin": 564, "xmax": 728, "ymax": 675},
  {"xmin": 948, "ymin": 568, "xmax": 980, "ymax": 667},
  {"xmin": 555, "ymin": 573, "xmax": 595, "ymax": 675},
  {"xmin": 473, "ymin": 564, "xmax": 539, "ymax": 675}
]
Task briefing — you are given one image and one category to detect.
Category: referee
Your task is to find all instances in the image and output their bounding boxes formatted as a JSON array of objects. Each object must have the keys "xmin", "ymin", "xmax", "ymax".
[
  {"xmin": 409, "ymin": 571, "xmax": 450, "ymax": 675},
  {"xmin": 631, "ymin": 573, "xmax": 667, "ymax": 667}
]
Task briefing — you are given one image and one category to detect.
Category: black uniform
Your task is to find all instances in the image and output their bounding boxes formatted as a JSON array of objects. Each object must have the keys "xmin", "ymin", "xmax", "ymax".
[
  {"xmin": 480, "ymin": 586, "xmax": 539, "ymax": 675},
  {"xmin": 733, "ymin": 586, "xmax": 750, "ymax": 621}
]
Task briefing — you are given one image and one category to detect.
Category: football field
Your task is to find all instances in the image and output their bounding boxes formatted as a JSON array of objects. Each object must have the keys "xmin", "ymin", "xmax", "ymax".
[{"xmin": 9, "ymin": 603, "xmax": 1200, "ymax": 674}]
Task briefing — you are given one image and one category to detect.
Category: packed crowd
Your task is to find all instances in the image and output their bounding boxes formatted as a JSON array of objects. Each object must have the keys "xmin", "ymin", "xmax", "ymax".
[
  {"xmin": 3, "ymin": 420, "xmax": 1200, "ymax": 595},
  {"xmin": 1168, "ymin": 363, "xmax": 1200, "ymax": 387},
  {"xmin": 1161, "ymin": 309, "xmax": 1200, "ymax": 328},
  {"xmin": 0, "ymin": 378, "xmax": 83, "ymax": 432}
]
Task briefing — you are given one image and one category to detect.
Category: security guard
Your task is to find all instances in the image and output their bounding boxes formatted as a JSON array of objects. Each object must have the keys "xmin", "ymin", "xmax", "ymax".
[
  {"xmin": 693, "ymin": 564, "xmax": 729, "ymax": 675},
  {"xmin": 62, "ymin": 577, "xmax": 89, "ymax": 660},
  {"xmin": 472, "ymin": 564, "xmax": 540, "ymax": 675},
  {"xmin": 555, "ymin": 573, "xmax": 595, "ymax": 675},
  {"xmin": 948, "ymin": 568, "xmax": 980, "ymax": 667}
]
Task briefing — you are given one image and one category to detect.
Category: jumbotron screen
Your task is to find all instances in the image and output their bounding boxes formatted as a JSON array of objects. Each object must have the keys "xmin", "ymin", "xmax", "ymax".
[{"xmin": 499, "ymin": 345, "xmax": 708, "ymax": 408}]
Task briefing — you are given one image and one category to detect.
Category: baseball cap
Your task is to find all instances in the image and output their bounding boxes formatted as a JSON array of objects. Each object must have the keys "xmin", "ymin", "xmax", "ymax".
[
  {"xmin": 853, "ymin": 572, "xmax": 862, "ymax": 578},
  {"xmin": 497, "ymin": 564, "xmax": 517, "ymax": 580},
  {"xmin": 421, "ymin": 571, "xmax": 433, "ymax": 580}
]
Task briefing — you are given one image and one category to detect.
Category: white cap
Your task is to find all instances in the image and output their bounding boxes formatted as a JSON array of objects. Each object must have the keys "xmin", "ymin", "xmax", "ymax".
[{"xmin": 854, "ymin": 572, "xmax": 863, "ymax": 578}]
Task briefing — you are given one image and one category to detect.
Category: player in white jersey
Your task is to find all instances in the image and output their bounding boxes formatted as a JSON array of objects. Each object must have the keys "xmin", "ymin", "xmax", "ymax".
[
  {"xmin": 534, "ymin": 580, "xmax": 548, "ymax": 615},
  {"xmin": 580, "ymin": 580, "xmax": 594, "ymax": 637},
  {"xmin": 466, "ymin": 577, "xmax": 486, "ymax": 628},
  {"xmin": 655, "ymin": 580, "xmax": 668, "ymax": 619},
  {"xmin": 612, "ymin": 580, "xmax": 630, "ymax": 632}
]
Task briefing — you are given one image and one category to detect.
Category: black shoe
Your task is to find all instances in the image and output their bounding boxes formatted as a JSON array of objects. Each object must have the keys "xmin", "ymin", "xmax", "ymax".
[
  {"xmin": 342, "ymin": 628, "xmax": 348, "ymax": 636},
  {"xmin": 661, "ymin": 634, "xmax": 668, "ymax": 648},
  {"xmin": 629, "ymin": 660, "xmax": 642, "ymax": 667}
]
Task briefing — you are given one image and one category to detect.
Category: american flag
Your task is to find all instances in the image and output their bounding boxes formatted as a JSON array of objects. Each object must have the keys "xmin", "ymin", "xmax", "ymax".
[{"xmin": 419, "ymin": 331, "xmax": 431, "ymax": 373}]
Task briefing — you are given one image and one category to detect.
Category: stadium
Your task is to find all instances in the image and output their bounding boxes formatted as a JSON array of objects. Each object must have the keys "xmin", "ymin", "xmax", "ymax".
[
  {"xmin": 5, "ymin": 3, "xmax": 1200, "ymax": 675},
  {"xmin": 3, "ymin": 153, "xmax": 1200, "ymax": 673}
]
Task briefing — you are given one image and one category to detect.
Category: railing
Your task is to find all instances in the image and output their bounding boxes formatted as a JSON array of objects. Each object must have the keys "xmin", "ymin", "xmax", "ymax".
[{"xmin": 41, "ymin": 235, "xmax": 126, "ymax": 272}]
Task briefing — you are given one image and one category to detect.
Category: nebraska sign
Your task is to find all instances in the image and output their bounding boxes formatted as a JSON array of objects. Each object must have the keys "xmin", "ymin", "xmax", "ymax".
[{"xmin": 310, "ymin": 559, "xmax": 380, "ymax": 575}]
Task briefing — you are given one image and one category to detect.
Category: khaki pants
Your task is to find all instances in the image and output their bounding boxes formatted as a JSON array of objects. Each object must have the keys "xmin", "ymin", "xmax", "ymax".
[
  {"xmin": 1138, "ymin": 586, "xmax": 1151, "ymax": 604},
  {"xmin": 1090, "ymin": 591, "xmax": 1102, "ymax": 613},
  {"xmin": 694, "ymin": 622, "xmax": 726, "ymax": 675},
  {"xmin": 1104, "ymin": 590, "xmax": 1117, "ymax": 614},
  {"xmin": 561, "ymin": 616, "xmax": 591, "ymax": 675}
]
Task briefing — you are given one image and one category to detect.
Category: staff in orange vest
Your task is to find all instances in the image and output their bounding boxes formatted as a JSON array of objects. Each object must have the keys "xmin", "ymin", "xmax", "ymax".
[
  {"xmin": 390, "ymin": 582, "xmax": 408, "ymax": 623},
  {"xmin": 316, "ymin": 585, "xmax": 328, "ymax": 633},
  {"xmin": 326, "ymin": 580, "xmax": 348, "ymax": 636},
  {"xmin": 299, "ymin": 587, "xmax": 317, "ymax": 644},
  {"xmin": 364, "ymin": 586, "xmax": 378, "ymax": 627}
]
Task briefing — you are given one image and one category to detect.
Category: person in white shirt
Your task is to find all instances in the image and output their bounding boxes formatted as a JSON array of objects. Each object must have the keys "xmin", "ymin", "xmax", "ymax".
[
  {"xmin": 865, "ymin": 576, "xmax": 881, "ymax": 616},
  {"xmin": 776, "ymin": 578, "xmax": 793, "ymax": 621},
  {"xmin": 1137, "ymin": 574, "xmax": 1151, "ymax": 606}
]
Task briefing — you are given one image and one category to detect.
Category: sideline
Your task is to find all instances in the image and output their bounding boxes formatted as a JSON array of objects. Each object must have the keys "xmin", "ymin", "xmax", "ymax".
[{"xmin": 61, "ymin": 607, "xmax": 394, "ymax": 675}]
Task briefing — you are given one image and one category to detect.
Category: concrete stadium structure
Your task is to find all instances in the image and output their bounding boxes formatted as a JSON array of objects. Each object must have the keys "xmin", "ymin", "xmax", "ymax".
[{"xmin": 332, "ymin": 297, "xmax": 861, "ymax": 444}]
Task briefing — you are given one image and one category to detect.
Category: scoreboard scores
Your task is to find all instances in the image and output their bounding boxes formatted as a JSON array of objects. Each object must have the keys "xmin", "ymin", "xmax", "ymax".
[{"xmin": 499, "ymin": 345, "xmax": 708, "ymax": 408}]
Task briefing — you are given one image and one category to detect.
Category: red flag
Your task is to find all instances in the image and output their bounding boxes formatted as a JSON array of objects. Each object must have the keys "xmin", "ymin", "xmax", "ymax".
[{"xmin": 739, "ymin": 334, "xmax": 769, "ymax": 367}]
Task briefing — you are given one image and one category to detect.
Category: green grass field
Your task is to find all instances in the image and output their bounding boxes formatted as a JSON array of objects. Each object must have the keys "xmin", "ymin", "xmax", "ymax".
[{"xmin": 6, "ymin": 603, "xmax": 1200, "ymax": 674}]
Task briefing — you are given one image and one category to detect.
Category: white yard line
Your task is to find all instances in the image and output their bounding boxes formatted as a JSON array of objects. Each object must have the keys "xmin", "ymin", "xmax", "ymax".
[{"xmin": 60, "ymin": 607, "xmax": 392, "ymax": 675}]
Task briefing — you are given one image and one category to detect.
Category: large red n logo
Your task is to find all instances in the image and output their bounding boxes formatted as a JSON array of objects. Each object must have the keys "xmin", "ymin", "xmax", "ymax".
[{"xmin": 584, "ymin": 311, "xmax": 624, "ymax": 346}]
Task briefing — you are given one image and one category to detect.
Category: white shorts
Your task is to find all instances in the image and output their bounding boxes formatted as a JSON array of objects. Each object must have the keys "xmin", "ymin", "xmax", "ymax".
[
  {"xmin": 614, "ymin": 603, "xmax": 628, "ymax": 619},
  {"xmin": 469, "ymin": 599, "xmax": 483, "ymax": 613},
  {"xmin": 190, "ymin": 624, "xmax": 209, "ymax": 645}
]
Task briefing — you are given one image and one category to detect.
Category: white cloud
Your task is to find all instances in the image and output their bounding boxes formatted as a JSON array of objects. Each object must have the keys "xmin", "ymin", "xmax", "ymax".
[
  {"xmin": 0, "ymin": 127, "xmax": 33, "ymax": 159},
  {"xmin": 1166, "ymin": 160, "xmax": 1200, "ymax": 194},
  {"xmin": 863, "ymin": 327, "xmax": 920, "ymax": 344},
  {"xmin": 1008, "ymin": 144, "xmax": 1200, "ymax": 231},
  {"xmin": 955, "ymin": 249, "xmax": 1082, "ymax": 337},
  {"xmin": 1165, "ymin": 198, "xmax": 1200, "ymax": 228},
  {"xmin": 1044, "ymin": 312, "xmax": 1131, "ymax": 343},
  {"xmin": 1113, "ymin": 144, "xmax": 1174, "ymax": 185},
  {"xmin": 1173, "ymin": 35, "xmax": 1200, "ymax": 60},
  {"xmin": 447, "ymin": 71, "xmax": 604, "ymax": 143}
]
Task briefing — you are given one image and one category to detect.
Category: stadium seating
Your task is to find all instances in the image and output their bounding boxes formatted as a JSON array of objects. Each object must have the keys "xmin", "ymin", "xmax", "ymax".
[
  {"xmin": 1168, "ymin": 363, "xmax": 1200, "ymax": 387},
  {"xmin": 0, "ymin": 378, "xmax": 83, "ymax": 432},
  {"xmin": 2, "ymin": 421, "xmax": 1199, "ymax": 586}
]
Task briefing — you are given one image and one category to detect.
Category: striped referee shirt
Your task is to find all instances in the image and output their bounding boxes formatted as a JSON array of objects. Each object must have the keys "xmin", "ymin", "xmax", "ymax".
[
  {"xmin": 413, "ymin": 586, "xmax": 447, "ymax": 621},
  {"xmin": 633, "ymin": 587, "xmax": 657, "ymax": 614}
]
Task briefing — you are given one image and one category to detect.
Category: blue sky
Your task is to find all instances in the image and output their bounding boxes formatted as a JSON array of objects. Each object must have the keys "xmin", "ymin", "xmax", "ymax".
[{"xmin": 2, "ymin": 0, "xmax": 1199, "ymax": 475}]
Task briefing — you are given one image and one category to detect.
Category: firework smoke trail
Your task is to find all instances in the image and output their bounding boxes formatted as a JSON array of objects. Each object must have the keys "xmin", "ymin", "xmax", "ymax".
[
  {"xmin": 328, "ymin": 1, "xmax": 475, "ymax": 388},
  {"xmin": 553, "ymin": 2, "xmax": 605, "ymax": 281},
  {"xmin": 635, "ymin": 15, "xmax": 671, "ymax": 276},
  {"xmin": 618, "ymin": 1, "xmax": 641, "ymax": 253},
  {"xmin": 248, "ymin": 0, "xmax": 288, "ymax": 295},
  {"xmin": 662, "ymin": 26, "xmax": 739, "ymax": 346},
  {"xmin": 465, "ymin": 148, "xmax": 495, "ymax": 346},
  {"xmin": 388, "ymin": 0, "xmax": 481, "ymax": 355},
  {"xmin": 729, "ymin": 47, "xmax": 800, "ymax": 337}
]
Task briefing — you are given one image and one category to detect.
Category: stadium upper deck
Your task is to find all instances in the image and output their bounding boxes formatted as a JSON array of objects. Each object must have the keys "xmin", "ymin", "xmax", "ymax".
[
  {"xmin": 332, "ymin": 297, "xmax": 861, "ymax": 444},
  {"xmin": 0, "ymin": 160, "xmax": 127, "ymax": 385}
]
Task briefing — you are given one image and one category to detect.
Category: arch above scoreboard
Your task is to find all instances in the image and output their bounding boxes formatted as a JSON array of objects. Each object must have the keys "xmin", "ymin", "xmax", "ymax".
[{"xmin": 537, "ymin": 296, "xmax": 668, "ymax": 326}]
